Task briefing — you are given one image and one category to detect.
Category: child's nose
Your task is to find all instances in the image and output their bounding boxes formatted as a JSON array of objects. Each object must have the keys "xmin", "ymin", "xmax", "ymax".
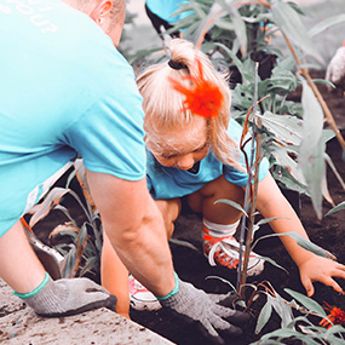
[{"xmin": 176, "ymin": 154, "xmax": 194, "ymax": 170}]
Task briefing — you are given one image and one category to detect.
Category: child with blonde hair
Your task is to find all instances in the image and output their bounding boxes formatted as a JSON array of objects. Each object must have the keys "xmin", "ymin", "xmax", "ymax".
[{"xmin": 102, "ymin": 39, "xmax": 345, "ymax": 315}]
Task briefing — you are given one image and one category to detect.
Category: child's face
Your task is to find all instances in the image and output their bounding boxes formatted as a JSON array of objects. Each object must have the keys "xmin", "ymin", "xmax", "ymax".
[{"xmin": 148, "ymin": 116, "xmax": 209, "ymax": 170}]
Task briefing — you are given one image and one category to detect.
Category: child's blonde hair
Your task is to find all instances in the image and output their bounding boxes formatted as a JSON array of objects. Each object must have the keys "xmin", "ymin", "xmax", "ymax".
[{"xmin": 137, "ymin": 39, "xmax": 241, "ymax": 170}]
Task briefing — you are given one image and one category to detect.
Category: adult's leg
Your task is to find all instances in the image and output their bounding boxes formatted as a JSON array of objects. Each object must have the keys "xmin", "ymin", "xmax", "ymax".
[{"xmin": 0, "ymin": 220, "xmax": 46, "ymax": 293}]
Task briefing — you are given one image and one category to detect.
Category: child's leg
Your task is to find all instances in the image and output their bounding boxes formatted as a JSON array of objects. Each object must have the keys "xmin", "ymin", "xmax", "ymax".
[
  {"xmin": 155, "ymin": 198, "xmax": 181, "ymax": 239},
  {"xmin": 101, "ymin": 232, "xmax": 129, "ymax": 318},
  {"xmin": 187, "ymin": 176, "xmax": 264, "ymax": 275},
  {"xmin": 188, "ymin": 175, "xmax": 244, "ymax": 224}
]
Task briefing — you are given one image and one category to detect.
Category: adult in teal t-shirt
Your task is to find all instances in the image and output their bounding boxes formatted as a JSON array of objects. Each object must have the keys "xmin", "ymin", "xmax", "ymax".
[
  {"xmin": 0, "ymin": 0, "xmax": 146, "ymax": 317},
  {"xmin": 0, "ymin": 3, "xmax": 146, "ymax": 237},
  {"xmin": 0, "ymin": 3, "xmax": 247, "ymax": 338}
]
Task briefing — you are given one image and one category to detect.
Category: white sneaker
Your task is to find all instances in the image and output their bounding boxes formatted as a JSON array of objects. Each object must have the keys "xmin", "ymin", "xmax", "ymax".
[
  {"xmin": 203, "ymin": 227, "xmax": 265, "ymax": 276},
  {"xmin": 129, "ymin": 275, "xmax": 162, "ymax": 311}
]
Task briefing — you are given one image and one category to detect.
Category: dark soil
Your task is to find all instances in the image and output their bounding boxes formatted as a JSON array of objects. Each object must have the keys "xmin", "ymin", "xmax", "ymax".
[
  {"xmin": 16, "ymin": 87, "xmax": 345, "ymax": 344},
  {"xmin": 131, "ymin": 88, "xmax": 345, "ymax": 345}
]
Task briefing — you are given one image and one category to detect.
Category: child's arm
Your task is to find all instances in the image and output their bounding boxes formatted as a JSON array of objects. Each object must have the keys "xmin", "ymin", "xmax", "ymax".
[{"xmin": 255, "ymin": 173, "xmax": 345, "ymax": 297}]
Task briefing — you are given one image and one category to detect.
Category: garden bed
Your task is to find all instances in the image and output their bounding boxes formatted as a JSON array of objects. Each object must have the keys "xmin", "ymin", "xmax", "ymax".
[
  {"xmin": 0, "ymin": 280, "xmax": 174, "ymax": 345},
  {"xmin": 131, "ymin": 88, "xmax": 345, "ymax": 345},
  {"xmin": 1, "ymin": 90, "xmax": 343, "ymax": 345}
]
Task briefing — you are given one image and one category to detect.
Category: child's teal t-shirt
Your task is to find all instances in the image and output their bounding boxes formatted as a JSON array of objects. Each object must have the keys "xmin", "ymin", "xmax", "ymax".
[
  {"xmin": 147, "ymin": 119, "xmax": 270, "ymax": 200},
  {"xmin": 146, "ymin": 0, "xmax": 188, "ymax": 24},
  {"xmin": 0, "ymin": 1, "xmax": 146, "ymax": 236}
]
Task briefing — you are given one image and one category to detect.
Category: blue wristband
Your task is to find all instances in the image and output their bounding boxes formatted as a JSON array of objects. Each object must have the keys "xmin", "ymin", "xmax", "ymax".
[
  {"xmin": 13, "ymin": 272, "xmax": 50, "ymax": 299},
  {"xmin": 156, "ymin": 272, "xmax": 179, "ymax": 301}
]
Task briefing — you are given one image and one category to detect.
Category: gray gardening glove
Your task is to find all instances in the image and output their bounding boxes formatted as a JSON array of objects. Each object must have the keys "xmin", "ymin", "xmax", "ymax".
[
  {"xmin": 23, "ymin": 276, "xmax": 116, "ymax": 317},
  {"xmin": 159, "ymin": 279, "xmax": 249, "ymax": 345}
]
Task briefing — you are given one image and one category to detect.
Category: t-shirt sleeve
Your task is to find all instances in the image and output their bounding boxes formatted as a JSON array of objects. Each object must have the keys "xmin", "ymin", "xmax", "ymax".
[
  {"xmin": 64, "ymin": 74, "xmax": 147, "ymax": 181},
  {"xmin": 224, "ymin": 119, "xmax": 270, "ymax": 187}
]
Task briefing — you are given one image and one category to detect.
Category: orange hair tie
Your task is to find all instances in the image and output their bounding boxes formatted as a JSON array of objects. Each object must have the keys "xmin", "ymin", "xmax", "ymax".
[{"xmin": 169, "ymin": 58, "xmax": 224, "ymax": 119}]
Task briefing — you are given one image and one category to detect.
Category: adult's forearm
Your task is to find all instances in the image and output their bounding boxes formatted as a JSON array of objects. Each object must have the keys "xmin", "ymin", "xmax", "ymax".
[
  {"xmin": 87, "ymin": 172, "xmax": 175, "ymax": 297},
  {"xmin": 103, "ymin": 197, "xmax": 175, "ymax": 297}
]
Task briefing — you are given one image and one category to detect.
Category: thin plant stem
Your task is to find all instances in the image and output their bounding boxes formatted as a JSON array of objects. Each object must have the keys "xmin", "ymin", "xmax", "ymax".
[{"xmin": 238, "ymin": 63, "xmax": 262, "ymax": 294}]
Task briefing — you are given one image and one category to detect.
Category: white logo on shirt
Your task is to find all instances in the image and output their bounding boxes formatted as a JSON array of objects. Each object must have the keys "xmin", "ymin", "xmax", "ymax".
[{"xmin": 2, "ymin": 0, "xmax": 59, "ymax": 34}]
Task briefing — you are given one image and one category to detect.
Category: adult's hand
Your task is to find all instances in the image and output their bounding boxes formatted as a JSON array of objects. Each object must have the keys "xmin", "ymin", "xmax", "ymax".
[
  {"xmin": 159, "ymin": 278, "xmax": 249, "ymax": 345},
  {"xmin": 23, "ymin": 276, "xmax": 116, "ymax": 317}
]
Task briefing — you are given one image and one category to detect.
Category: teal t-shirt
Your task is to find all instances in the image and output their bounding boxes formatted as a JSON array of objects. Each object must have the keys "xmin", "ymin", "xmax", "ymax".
[
  {"xmin": 0, "ymin": 1, "xmax": 146, "ymax": 236},
  {"xmin": 147, "ymin": 119, "xmax": 270, "ymax": 200},
  {"xmin": 146, "ymin": 0, "xmax": 188, "ymax": 24}
]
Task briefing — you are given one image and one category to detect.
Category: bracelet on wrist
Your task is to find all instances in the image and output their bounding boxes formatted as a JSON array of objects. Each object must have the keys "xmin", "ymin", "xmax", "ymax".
[
  {"xmin": 156, "ymin": 272, "xmax": 179, "ymax": 301},
  {"xmin": 13, "ymin": 272, "xmax": 50, "ymax": 299}
]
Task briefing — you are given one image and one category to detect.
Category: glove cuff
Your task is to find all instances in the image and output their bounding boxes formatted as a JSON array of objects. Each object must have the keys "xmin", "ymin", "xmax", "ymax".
[
  {"xmin": 13, "ymin": 272, "xmax": 50, "ymax": 299},
  {"xmin": 158, "ymin": 278, "xmax": 196, "ymax": 310},
  {"xmin": 156, "ymin": 272, "xmax": 179, "ymax": 301}
]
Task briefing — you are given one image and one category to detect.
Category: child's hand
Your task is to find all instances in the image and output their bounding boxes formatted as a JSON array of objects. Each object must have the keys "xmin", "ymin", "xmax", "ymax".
[{"xmin": 298, "ymin": 255, "xmax": 345, "ymax": 297}]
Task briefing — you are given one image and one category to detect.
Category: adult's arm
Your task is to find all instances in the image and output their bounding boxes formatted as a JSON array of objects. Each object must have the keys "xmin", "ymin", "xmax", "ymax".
[{"xmin": 87, "ymin": 171, "xmax": 175, "ymax": 296}]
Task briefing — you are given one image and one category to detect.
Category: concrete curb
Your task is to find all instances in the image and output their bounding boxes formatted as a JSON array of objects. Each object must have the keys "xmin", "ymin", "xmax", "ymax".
[{"xmin": 0, "ymin": 280, "xmax": 174, "ymax": 345}]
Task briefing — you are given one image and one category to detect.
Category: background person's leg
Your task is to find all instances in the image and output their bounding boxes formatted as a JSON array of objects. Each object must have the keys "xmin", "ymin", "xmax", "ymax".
[
  {"xmin": 101, "ymin": 232, "xmax": 130, "ymax": 318},
  {"xmin": 128, "ymin": 198, "xmax": 181, "ymax": 312},
  {"xmin": 0, "ymin": 220, "xmax": 46, "ymax": 293},
  {"xmin": 144, "ymin": 3, "xmax": 180, "ymax": 38}
]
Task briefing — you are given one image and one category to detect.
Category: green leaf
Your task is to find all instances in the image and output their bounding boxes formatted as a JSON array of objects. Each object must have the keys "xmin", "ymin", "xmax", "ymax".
[
  {"xmin": 256, "ymin": 217, "xmax": 281, "ymax": 226},
  {"xmin": 298, "ymin": 80, "xmax": 326, "ymax": 219},
  {"xmin": 309, "ymin": 14, "xmax": 345, "ymax": 37},
  {"xmin": 215, "ymin": 19, "xmax": 234, "ymax": 31},
  {"xmin": 259, "ymin": 255, "xmax": 288, "ymax": 274},
  {"xmin": 214, "ymin": 198, "xmax": 248, "ymax": 216},
  {"xmin": 271, "ymin": 148, "xmax": 306, "ymax": 185},
  {"xmin": 213, "ymin": 42, "xmax": 244, "ymax": 74},
  {"xmin": 270, "ymin": 294, "xmax": 294, "ymax": 328},
  {"xmin": 48, "ymin": 222, "xmax": 80, "ymax": 240},
  {"xmin": 216, "ymin": 0, "xmax": 247, "ymax": 56},
  {"xmin": 271, "ymin": 1, "xmax": 322, "ymax": 62},
  {"xmin": 326, "ymin": 201, "xmax": 345, "ymax": 217},
  {"xmin": 283, "ymin": 231, "xmax": 336, "ymax": 260},
  {"xmin": 62, "ymin": 246, "xmax": 77, "ymax": 278},
  {"xmin": 284, "ymin": 288, "xmax": 327, "ymax": 318},
  {"xmin": 255, "ymin": 297, "xmax": 272, "ymax": 334},
  {"xmin": 260, "ymin": 111, "xmax": 303, "ymax": 146},
  {"xmin": 253, "ymin": 231, "xmax": 336, "ymax": 260},
  {"xmin": 28, "ymin": 187, "xmax": 70, "ymax": 227}
]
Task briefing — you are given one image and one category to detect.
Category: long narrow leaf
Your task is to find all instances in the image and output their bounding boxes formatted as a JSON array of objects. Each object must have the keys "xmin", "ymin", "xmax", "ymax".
[
  {"xmin": 325, "ymin": 201, "xmax": 345, "ymax": 217},
  {"xmin": 284, "ymin": 288, "xmax": 327, "ymax": 318},
  {"xmin": 309, "ymin": 14, "xmax": 345, "ymax": 37},
  {"xmin": 214, "ymin": 198, "xmax": 248, "ymax": 216},
  {"xmin": 255, "ymin": 297, "xmax": 273, "ymax": 334},
  {"xmin": 271, "ymin": 1, "xmax": 322, "ymax": 62},
  {"xmin": 298, "ymin": 80, "xmax": 326, "ymax": 219}
]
